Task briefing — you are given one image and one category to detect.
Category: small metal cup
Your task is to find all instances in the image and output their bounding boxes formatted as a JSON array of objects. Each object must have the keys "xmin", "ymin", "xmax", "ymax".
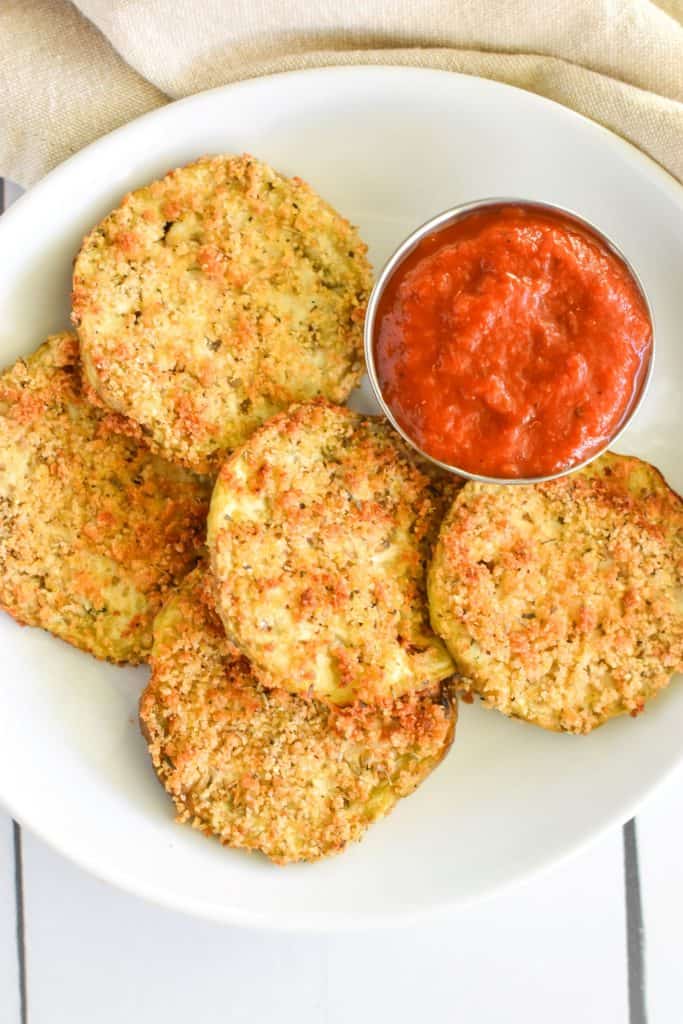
[{"xmin": 363, "ymin": 198, "xmax": 655, "ymax": 485}]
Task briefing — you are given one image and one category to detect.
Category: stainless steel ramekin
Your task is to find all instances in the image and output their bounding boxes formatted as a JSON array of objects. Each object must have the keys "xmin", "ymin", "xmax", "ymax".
[{"xmin": 363, "ymin": 198, "xmax": 655, "ymax": 485}]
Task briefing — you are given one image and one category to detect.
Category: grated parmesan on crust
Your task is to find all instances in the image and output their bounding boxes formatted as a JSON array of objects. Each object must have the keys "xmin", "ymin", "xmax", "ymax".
[
  {"xmin": 208, "ymin": 399, "xmax": 457, "ymax": 704},
  {"xmin": 0, "ymin": 333, "xmax": 210, "ymax": 663},
  {"xmin": 140, "ymin": 569, "xmax": 456, "ymax": 864},
  {"xmin": 73, "ymin": 154, "xmax": 372, "ymax": 474},
  {"xmin": 428, "ymin": 452, "xmax": 683, "ymax": 734}
]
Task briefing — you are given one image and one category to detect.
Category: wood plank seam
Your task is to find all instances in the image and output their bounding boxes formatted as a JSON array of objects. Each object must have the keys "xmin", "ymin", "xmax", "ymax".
[
  {"xmin": 2, "ymin": 176, "xmax": 28, "ymax": 1024},
  {"xmin": 623, "ymin": 819, "xmax": 647, "ymax": 1024},
  {"xmin": 12, "ymin": 823, "xmax": 27, "ymax": 1024}
]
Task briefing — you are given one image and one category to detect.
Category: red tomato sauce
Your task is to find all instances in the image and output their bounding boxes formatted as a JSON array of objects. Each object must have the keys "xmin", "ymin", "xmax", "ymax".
[{"xmin": 374, "ymin": 204, "xmax": 652, "ymax": 478}]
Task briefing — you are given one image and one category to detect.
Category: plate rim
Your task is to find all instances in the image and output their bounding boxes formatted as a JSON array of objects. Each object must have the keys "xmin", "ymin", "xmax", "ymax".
[
  {"xmin": 4, "ymin": 738, "xmax": 682, "ymax": 932},
  {"xmin": 4, "ymin": 64, "xmax": 683, "ymax": 234},
  {"xmin": 1, "ymin": 63, "xmax": 682, "ymax": 930}
]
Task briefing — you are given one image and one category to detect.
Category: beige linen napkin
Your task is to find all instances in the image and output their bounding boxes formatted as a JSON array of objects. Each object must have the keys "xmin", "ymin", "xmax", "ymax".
[{"xmin": 1, "ymin": 0, "xmax": 682, "ymax": 188}]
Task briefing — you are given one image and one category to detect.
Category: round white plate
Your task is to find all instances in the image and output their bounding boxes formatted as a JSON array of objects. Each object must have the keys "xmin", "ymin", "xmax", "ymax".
[{"xmin": 0, "ymin": 66, "xmax": 681, "ymax": 930}]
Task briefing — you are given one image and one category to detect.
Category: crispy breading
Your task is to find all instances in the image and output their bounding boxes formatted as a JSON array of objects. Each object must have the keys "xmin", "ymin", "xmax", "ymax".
[
  {"xmin": 140, "ymin": 569, "xmax": 456, "ymax": 864},
  {"xmin": 207, "ymin": 399, "xmax": 457, "ymax": 704},
  {"xmin": 0, "ymin": 334, "xmax": 210, "ymax": 663},
  {"xmin": 428, "ymin": 453, "xmax": 683, "ymax": 734},
  {"xmin": 72, "ymin": 154, "xmax": 372, "ymax": 474}
]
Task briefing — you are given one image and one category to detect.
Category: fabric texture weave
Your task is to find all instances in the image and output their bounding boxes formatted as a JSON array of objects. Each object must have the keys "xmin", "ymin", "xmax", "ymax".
[{"xmin": 1, "ymin": 0, "xmax": 682, "ymax": 186}]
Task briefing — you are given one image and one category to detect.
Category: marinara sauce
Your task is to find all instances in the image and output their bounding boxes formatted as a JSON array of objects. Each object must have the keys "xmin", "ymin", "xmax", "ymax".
[{"xmin": 374, "ymin": 204, "xmax": 652, "ymax": 478}]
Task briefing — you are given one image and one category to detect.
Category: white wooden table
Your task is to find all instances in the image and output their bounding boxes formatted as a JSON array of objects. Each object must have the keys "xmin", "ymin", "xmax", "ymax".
[{"xmin": 1, "ymin": 179, "xmax": 680, "ymax": 1024}]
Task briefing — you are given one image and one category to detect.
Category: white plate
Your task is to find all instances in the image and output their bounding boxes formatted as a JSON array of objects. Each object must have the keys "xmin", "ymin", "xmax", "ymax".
[{"xmin": 0, "ymin": 66, "xmax": 681, "ymax": 930}]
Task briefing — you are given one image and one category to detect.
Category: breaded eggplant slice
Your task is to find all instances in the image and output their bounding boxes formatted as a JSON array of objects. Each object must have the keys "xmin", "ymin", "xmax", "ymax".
[
  {"xmin": 0, "ymin": 334, "xmax": 210, "ymax": 663},
  {"xmin": 140, "ymin": 569, "xmax": 456, "ymax": 864},
  {"xmin": 207, "ymin": 400, "xmax": 457, "ymax": 704},
  {"xmin": 428, "ymin": 453, "xmax": 683, "ymax": 734},
  {"xmin": 72, "ymin": 154, "xmax": 372, "ymax": 474}
]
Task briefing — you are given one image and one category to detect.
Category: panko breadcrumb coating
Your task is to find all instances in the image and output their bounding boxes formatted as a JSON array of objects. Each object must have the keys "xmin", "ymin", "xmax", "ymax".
[
  {"xmin": 140, "ymin": 569, "xmax": 456, "ymax": 864},
  {"xmin": 428, "ymin": 453, "xmax": 683, "ymax": 734},
  {"xmin": 207, "ymin": 399, "xmax": 457, "ymax": 705},
  {"xmin": 0, "ymin": 333, "xmax": 210, "ymax": 663},
  {"xmin": 72, "ymin": 154, "xmax": 372, "ymax": 473}
]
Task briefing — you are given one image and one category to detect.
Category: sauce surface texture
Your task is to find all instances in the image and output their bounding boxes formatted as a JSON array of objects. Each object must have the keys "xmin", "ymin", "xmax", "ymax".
[{"xmin": 374, "ymin": 204, "xmax": 652, "ymax": 478}]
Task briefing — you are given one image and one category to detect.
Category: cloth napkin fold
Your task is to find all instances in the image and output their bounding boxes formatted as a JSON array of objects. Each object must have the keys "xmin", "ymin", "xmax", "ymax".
[{"xmin": 1, "ymin": 0, "xmax": 682, "ymax": 188}]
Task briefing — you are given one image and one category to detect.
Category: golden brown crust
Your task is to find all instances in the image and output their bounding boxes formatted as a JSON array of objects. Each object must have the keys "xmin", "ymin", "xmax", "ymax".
[
  {"xmin": 0, "ymin": 334, "xmax": 210, "ymax": 663},
  {"xmin": 428, "ymin": 452, "xmax": 683, "ymax": 733},
  {"xmin": 72, "ymin": 154, "xmax": 372, "ymax": 473},
  {"xmin": 140, "ymin": 569, "xmax": 456, "ymax": 864},
  {"xmin": 207, "ymin": 399, "xmax": 457, "ymax": 704}
]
